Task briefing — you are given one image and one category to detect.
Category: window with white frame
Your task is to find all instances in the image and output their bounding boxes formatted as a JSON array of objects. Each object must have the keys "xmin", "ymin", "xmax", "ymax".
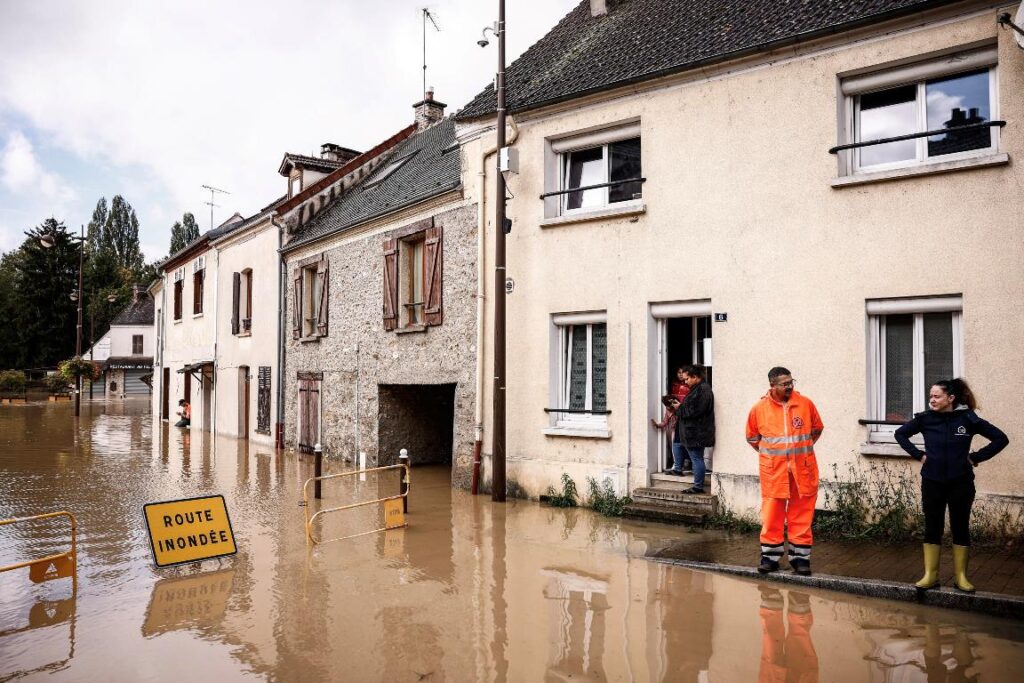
[
  {"xmin": 551, "ymin": 312, "xmax": 608, "ymax": 429},
  {"xmin": 548, "ymin": 123, "xmax": 642, "ymax": 216},
  {"xmin": 301, "ymin": 264, "xmax": 321, "ymax": 338},
  {"xmin": 866, "ymin": 296, "xmax": 962, "ymax": 441},
  {"xmin": 289, "ymin": 174, "xmax": 301, "ymax": 198},
  {"xmin": 841, "ymin": 47, "xmax": 998, "ymax": 174},
  {"xmin": 399, "ymin": 234, "xmax": 425, "ymax": 327}
]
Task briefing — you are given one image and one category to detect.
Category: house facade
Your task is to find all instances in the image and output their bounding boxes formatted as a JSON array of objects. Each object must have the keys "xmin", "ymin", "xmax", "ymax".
[
  {"xmin": 281, "ymin": 94, "xmax": 481, "ymax": 486},
  {"xmin": 456, "ymin": 0, "xmax": 1024, "ymax": 514}
]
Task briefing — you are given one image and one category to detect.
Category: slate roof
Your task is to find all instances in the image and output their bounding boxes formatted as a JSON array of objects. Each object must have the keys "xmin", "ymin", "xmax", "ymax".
[
  {"xmin": 284, "ymin": 118, "xmax": 461, "ymax": 251},
  {"xmin": 456, "ymin": 0, "xmax": 960, "ymax": 120},
  {"xmin": 278, "ymin": 153, "xmax": 348, "ymax": 175},
  {"xmin": 111, "ymin": 295, "xmax": 154, "ymax": 326}
]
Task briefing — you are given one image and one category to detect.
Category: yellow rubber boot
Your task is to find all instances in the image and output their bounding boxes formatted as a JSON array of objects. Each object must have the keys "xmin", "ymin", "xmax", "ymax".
[
  {"xmin": 915, "ymin": 543, "xmax": 941, "ymax": 590},
  {"xmin": 952, "ymin": 544, "xmax": 975, "ymax": 593}
]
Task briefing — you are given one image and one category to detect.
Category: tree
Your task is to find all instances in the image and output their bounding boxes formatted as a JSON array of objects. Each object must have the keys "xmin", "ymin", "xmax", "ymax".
[
  {"xmin": 169, "ymin": 212, "xmax": 200, "ymax": 254},
  {"xmin": 103, "ymin": 195, "xmax": 145, "ymax": 274},
  {"xmin": 0, "ymin": 252, "xmax": 23, "ymax": 369}
]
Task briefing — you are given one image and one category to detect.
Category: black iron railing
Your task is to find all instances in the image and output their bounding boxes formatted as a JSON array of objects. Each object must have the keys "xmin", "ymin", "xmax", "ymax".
[
  {"xmin": 539, "ymin": 177, "xmax": 646, "ymax": 199},
  {"xmin": 829, "ymin": 121, "xmax": 1005, "ymax": 155},
  {"xmin": 544, "ymin": 407, "xmax": 612, "ymax": 415}
]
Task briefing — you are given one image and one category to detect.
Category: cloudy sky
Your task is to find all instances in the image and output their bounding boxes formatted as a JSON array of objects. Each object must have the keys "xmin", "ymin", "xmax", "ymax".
[{"xmin": 0, "ymin": 0, "xmax": 579, "ymax": 260}]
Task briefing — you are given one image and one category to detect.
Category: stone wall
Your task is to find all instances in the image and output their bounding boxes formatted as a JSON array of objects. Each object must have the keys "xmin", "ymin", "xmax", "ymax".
[{"xmin": 284, "ymin": 201, "xmax": 478, "ymax": 488}]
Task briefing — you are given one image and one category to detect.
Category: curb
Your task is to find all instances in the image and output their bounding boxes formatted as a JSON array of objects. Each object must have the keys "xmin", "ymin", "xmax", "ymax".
[{"xmin": 650, "ymin": 557, "xmax": 1024, "ymax": 621}]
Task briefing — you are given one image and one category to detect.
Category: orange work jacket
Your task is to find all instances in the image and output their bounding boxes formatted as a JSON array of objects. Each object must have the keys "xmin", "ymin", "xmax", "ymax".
[{"xmin": 746, "ymin": 391, "xmax": 823, "ymax": 499}]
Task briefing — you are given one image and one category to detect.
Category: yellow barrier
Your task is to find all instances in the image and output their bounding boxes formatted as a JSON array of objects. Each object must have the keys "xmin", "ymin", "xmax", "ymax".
[
  {"xmin": 303, "ymin": 464, "xmax": 409, "ymax": 545},
  {"xmin": 0, "ymin": 511, "xmax": 78, "ymax": 584}
]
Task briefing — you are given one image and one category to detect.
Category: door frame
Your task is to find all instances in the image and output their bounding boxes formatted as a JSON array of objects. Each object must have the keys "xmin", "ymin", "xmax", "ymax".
[
  {"xmin": 239, "ymin": 366, "xmax": 250, "ymax": 439},
  {"xmin": 646, "ymin": 300, "xmax": 712, "ymax": 483}
]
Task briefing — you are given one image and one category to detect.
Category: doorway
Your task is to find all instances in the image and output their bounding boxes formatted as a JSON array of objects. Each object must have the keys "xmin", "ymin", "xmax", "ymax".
[
  {"xmin": 377, "ymin": 384, "xmax": 455, "ymax": 467},
  {"xmin": 239, "ymin": 366, "xmax": 250, "ymax": 439},
  {"xmin": 648, "ymin": 301, "xmax": 712, "ymax": 477},
  {"xmin": 162, "ymin": 367, "xmax": 170, "ymax": 420},
  {"xmin": 202, "ymin": 367, "xmax": 214, "ymax": 433}
]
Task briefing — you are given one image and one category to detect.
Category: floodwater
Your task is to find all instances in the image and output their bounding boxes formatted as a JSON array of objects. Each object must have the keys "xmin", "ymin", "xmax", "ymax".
[{"xmin": 2, "ymin": 402, "xmax": 1024, "ymax": 682}]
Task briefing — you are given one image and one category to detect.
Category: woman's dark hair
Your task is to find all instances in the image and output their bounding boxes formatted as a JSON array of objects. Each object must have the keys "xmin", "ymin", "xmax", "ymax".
[
  {"xmin": 934, "ymin": 378, "xmax": 977, "ymax": 411},
  {"xmin": 682, "ymin": 364, "xmax": 706, "ymax": 380},
  {"xmin": 661, "ymin": 394, "xmax": 678, "ymax": 407}
]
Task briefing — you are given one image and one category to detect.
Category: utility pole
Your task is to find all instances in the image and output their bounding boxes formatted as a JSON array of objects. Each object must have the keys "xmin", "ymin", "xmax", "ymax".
[
  {"xmin": 491, "ymin": 0, "xmax": 507, "ymax": 503},
  {"xmin": 201, "ymin": 185, "xmax": 230, "ymax": 230}
]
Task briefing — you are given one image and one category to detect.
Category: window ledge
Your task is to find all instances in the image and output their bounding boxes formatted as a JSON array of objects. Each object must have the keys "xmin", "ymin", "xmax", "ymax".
[
  {"xmin": 542, "ymin": 426, "xmax": 612, "ymax": 439},
  {"xmin": 540, "ymin": 203, "xmax": 646, "ymax": 228},
  {"xmin": 173, "ymin": 319, "xmax": 182, "ymax": 325},
  {"xmin": 299, "ymin": 336, "xmax": 320, "ymax": 344},
  {"xmin": 859, "ymin": 442, "xmax": 912, "ymax": 457},
  {"xmin": 832, "ymin": 153, "xmax": 1009, "ymax": 188},
  {"xmin": 396, "ymin": 324, "xmax": 427, "ymax": 335},
  {"xmin": 236, "ymin": 332, "xmax": 252, "ymax": 338},
  {"xmin": 192, "ymin": 313, "xmax": 204, "ymax": 319}
]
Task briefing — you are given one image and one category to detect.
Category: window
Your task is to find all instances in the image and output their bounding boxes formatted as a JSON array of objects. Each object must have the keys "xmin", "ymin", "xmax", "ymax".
[
  {"xmin": 292, "ymin": 256, "xmax": 328, "ymax": 339},
  {"xmin": 172, "ymin": 268, "xmax": 184, "ymax": 321},
  {"xmin": 242, "ymin": 269, "xmax": 252, "ymax": 333},
  {"xmin": 192, "ymin": 257, "xmax": 205, "ymax": 316},
  {"xmin": 132, "ymin": 335, "xmax": 143, "ymax": 355},
  {"xmin": 866, "ymin": 296, "xmax": 962, "ymax": 441},
  {"xmin": 560, "ymin": 137, "xmax": 641, "ymax": 213},
  {"xmin": 550, "ymin": 312, "xmax": 608, "ymax": 431},
  {"xmin": 841, "ymin": 48, "xmax": 998, "ymax": 174},
  {"xmin": 233, "ymin": 269, "xmax": 253, "ymax": 335},
  {"xmin": 289, "ymin": 174, "xmax": 301, "ymax": 198},
  {"xmin": 382, "ymin": 225, "xmax": 443, "ymax": 331},
  {"xmin": 365, "ymin": 151, "xmax": 418, "ymax": 190}
]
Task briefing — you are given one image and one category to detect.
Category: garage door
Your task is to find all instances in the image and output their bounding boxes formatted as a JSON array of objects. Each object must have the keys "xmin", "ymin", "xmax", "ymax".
[{"xmin": 124, "ymin": 370, "xmax": 151, "ymax": 395}]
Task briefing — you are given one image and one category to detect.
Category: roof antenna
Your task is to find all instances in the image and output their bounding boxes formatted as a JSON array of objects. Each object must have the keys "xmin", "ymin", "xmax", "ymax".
[
  {"xmin": 422, "ymin": 8, "xmax": 441, "ymax": 98},
  {"xmin": 201, "ymin": 184, "xmax": 231, "ymax": 230}
]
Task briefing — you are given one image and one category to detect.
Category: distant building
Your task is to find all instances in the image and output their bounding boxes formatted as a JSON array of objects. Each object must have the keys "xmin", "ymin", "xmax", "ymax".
[{"xmin": 84, "ymin": 285, "xmax": 154, "ymax": 398}]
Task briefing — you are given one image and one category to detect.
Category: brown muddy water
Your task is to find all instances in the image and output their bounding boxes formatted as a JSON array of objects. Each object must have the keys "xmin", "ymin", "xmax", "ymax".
[{"xmin": 2, "ymin": 400, "xmax": 1023, "ymax": 682}]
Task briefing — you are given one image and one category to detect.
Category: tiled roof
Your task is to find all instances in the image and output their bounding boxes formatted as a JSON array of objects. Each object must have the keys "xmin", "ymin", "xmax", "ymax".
[
  {"xmin": 111, "ymin": 295, "xmax": 154, "ymax": 326},
  {"xmin": 279, "ymin": 153, "xmax": 347, "ymax": 175},
  {"xmin": 284, "ymin": 118, "xmax": 461, "ymax": 251},
  {"xmin": 456, "ymin": 0, "xmax": 959, "ymax": 120}
]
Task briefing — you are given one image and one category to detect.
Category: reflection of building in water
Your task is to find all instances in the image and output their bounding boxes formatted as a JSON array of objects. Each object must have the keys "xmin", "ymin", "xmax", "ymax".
[
  {"xmin": 928, "ymin": 107, "xmax": 990, "ymax": 157},
  {"xmin": 658, "ymin": 569, "xmax": 713, "ymax": 682},
  {"xmin": 864, "ymin": 623, "xmax": 978, "ymax": 683},
  {"xmin": 541, "ymin": 567, "xmax": 610, "ymax": 681}
]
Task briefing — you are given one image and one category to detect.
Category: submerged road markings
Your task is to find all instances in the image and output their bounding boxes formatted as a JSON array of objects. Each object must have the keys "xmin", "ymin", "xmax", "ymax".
[{"xmin": 143, "ymin": 495, "xmax": 237, "ymax": 567}]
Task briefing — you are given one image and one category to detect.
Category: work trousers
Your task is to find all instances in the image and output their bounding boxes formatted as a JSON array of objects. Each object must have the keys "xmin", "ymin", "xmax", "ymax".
[
  {"xmin": 758, "ymin": 590, "xmax": 819, "ymax": 683},
  {"xmin": 921, "ymin": 475, "xmax": 975, "ymax": 546},
  {"xmin": 760, "ymin": 472, "xmax": 817, "ymax": 563}
]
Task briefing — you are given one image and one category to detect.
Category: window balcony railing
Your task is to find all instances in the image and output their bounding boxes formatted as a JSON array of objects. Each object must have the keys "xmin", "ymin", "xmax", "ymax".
[{"xmin": 828, "ymin": 121, "xmax": 1005, "ymax": 155}]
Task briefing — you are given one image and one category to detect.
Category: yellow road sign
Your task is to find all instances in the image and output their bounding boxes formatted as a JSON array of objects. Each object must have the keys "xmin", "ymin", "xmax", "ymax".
[
  {"xmin": 143, "ymin": 495, "xmax": 237, "ymax": 568},
  {"xmin": 383, "ymin": 498, "xmax": 405, "ymax": 530}
]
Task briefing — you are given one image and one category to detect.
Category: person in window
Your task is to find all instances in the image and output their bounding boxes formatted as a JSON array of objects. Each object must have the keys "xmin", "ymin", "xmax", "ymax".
[
  {"xmin": 746, "ymin": 367, "xmax": 823, "ymax": 576},
  {"xmin": 895, "ymin": 378, "xmax": 1008, "ymax": 593},
  {"xmin": 677, "ymin": 364, "xmax": 714, "ymax": 494},
  {"xmin": 175, "ymin": 399, "xmax": 191, "ymax": 428}
]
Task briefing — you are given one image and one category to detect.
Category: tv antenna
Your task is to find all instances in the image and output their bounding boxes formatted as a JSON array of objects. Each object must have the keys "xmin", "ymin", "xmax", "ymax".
[
  {"xmin": 422, "ymin": 8, "xmax": 441, "ymax": 97},
  {"xmin": 201, "ymin": 184, "xmax": 230, "ymax": 230}
]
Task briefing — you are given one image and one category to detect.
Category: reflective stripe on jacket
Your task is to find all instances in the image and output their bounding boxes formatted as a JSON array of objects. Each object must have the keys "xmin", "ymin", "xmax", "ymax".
[{"xmin": 746, "ymin": 391, "xmax": 823, "ymax": 498}]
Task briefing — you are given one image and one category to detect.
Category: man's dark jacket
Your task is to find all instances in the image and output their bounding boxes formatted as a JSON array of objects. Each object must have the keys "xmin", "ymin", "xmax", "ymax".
[
  {"xmin": 895, "ymin": 408, "xmax": 1008, "ymax": 482},
  {"xmin": 676, "ymin": 381, "xmax": 715, "ymax": 448}
]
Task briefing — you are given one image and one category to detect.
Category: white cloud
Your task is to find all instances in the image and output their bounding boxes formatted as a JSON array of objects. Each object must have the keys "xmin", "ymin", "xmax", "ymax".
[{"xmin": 0, "ymin": 130, "xmax": 76, "ymax": 205}]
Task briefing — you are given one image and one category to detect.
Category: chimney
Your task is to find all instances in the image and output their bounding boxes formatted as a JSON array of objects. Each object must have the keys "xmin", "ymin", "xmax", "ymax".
[
  {"xmin": 590, "ymin": 0, "xmax": 608, "ymax": 17},
  {"xmin": 413, "ymin": 87, "xmax": 447, "ymax": 131},
  {"xmin": 132, "ymin": 284, "xmax": 145, "ymax": 303},
  {"xmin": 320, "ymin": 143, "xmax": 361, "ymax": 164}
]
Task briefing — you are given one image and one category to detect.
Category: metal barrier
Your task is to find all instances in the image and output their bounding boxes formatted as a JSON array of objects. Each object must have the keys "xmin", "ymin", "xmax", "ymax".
[
  {"xmin": 0, "ymin": 511, "xmax": 78, "ymax": 583},
  {"xmin": 303, "ymin": 464, "xmax": 410, "ymax": 545}
]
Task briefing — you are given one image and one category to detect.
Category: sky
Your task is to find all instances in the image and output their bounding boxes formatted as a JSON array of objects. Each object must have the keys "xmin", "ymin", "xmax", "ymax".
[{"xmin": 0, "ymin": 0, "xmax": 580, "ymax": 261}]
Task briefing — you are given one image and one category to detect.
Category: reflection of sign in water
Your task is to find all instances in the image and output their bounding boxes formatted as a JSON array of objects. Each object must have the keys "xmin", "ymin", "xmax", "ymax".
[
  {"xmin": 384, "ymin": 498, "xmax": 405, "ymax": 530},
  {"xmin": 142, "ymin": 569, "xmax": 235, "ymax": 637},
  {"xmin": 143, "ymin": 495, "xmax": 237, "ymax": 567}
]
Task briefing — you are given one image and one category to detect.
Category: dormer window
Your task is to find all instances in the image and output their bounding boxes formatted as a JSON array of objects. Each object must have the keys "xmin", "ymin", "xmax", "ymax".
[
  {"xmin": 364, "ymin": 151, "xmax": 418, "ymax": 190},
  {"xmin": 289, "ymin": 174, "xmax": 302, "ymax": 198}
]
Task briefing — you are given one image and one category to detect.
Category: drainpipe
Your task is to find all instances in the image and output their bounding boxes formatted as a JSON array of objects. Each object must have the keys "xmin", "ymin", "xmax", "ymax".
[
  {"xmin": 211, "ymin": 248, "xmax": 219, "ymax": 437},
  {"xmin": 471, "ymin": 114, "xmax": 518, "ymax": 495},
  {"xmin": 272, "ymin": 214, "xmax": 287, "ymax": 450}
]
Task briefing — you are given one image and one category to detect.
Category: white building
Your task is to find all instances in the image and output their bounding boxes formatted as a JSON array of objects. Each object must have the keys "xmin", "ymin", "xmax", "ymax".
[{"xmin": 84, "ymin": 285, "xmax": 154, "ymax": 398}]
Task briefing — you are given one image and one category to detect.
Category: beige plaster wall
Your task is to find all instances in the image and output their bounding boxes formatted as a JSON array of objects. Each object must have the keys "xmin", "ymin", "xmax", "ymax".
[{"xmin": 467, "ymin": 7, "xmax": 1024, "ymax": 512}]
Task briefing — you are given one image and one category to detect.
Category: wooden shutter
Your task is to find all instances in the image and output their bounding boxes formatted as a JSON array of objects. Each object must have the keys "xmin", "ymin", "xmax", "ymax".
[
  {"xmin": 423, "ymin": 225, "xmax": 443, "ymax": 326},
  {"xmin": 231, "ymin": 272, "xmax": 240, "ymax": 335},
  {"xmin": 383, "ymin": 239, "xmax": 398, "ymax": 331},
  {"xmin": 292, "ymin": 270, "xmax": 303, "ymax": 339},
  {"xmin": 316, "ymin": 257, "xmax": 329, "ymax": 337},
  {"xmin": 298, "ymin": 379, "xmax": 310, "ymax": 450}
]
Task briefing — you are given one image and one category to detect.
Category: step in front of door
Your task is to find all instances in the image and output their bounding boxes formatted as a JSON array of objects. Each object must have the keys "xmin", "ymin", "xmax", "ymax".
[{"xmin": 621, "ymin": 502, "xmax": 709, "ymax": 525}]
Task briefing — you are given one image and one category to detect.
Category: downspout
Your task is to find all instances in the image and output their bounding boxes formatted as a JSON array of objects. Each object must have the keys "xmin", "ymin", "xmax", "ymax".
[
  {"xmin": 272, "ymin": 214, "xmax": 287, "ymax": 450},
  {"xmin": 211, "ymin": 247, "xmax": 219, "ymax": 437},
  {"xmin": 472, "ymin": 115, "xmax": 518, "ymax": 495}
]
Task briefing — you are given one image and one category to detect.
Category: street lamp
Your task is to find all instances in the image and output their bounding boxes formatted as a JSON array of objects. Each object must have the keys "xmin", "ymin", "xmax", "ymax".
[
  {"xmin": 39, "ymin": 224, "xmax": 86, "ymax": 417},
  {"xmin": 479, "ymin": 1, "xmax": 508, "ymax": 502}
]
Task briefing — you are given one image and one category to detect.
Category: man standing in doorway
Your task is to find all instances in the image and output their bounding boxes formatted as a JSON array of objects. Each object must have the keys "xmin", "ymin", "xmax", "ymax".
[
  {"xmin": 677, "ymin": 364, "xmax": 714, "ymax": 494},
  {"xmin": 746, "ymin": 367, "xmax": 823, "ymax": 575}
]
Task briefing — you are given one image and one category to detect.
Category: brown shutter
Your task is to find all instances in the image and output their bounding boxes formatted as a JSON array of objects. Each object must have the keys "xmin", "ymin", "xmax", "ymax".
[
  {"xmin": 292, "ymin": 270, "xmax": 302, "ymax": 339},
  {"xmin": 382, "ymin": 239, "xmax": 398, "ymax": 331},
  {"xmin": 316, "ymin": 257, "xmax": 329, "ymax": 337},
  {"xmin": 231, "ymin": 272, "xmax": 240, "ymax": 335},
  {"xmin": 423, "ymin": 225, "xmax": 443, "ymax": 326}
]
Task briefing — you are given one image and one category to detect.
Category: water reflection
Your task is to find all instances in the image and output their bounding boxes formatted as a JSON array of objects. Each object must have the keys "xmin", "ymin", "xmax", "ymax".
[{"xmin": 2, "ymin": 401, "xmax": 1024, "ymax": 681}]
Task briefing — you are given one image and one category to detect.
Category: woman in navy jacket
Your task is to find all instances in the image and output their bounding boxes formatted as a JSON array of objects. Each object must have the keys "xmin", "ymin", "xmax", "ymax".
[{"xmin": 895, "ymin": 378, "xmax": 1008, "ymax": 592}]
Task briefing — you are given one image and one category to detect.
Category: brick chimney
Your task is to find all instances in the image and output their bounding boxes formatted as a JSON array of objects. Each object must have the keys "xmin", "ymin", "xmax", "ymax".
[
  {"xmin": 320, "ymin": 143, "xmax": 361, "ymax": 164},
  {"xmin": 413, "ymin": 87, "xmax": 447, "ymax": 131},
  {"xmin": 590, "ymin": 0, "xmax": 608, "ymax": 17}
]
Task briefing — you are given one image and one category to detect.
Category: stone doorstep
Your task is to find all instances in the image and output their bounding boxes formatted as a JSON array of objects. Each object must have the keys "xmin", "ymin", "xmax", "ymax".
[
  {"xmin": 632, "ymin": 487, "xmax": 718, "ymax": 511},
  {"xmin": 621, "ymin": 502, "xmax": 708, "ymax": 526}
]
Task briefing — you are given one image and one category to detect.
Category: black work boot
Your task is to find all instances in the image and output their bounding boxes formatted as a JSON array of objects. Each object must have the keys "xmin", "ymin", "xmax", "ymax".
[
  {"xmin": 758, "ymin": 556, "xmax": 780, "ymax": 574},
  {"xmin": 790, "ymin": 558, "xmax": 812, "ymax": 576}
]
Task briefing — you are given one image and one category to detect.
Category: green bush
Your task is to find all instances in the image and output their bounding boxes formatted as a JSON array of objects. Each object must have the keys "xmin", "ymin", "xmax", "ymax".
[
  {"xmin": 545, "ymin": 473, "xmax": 579, "ymax": 508},
  {"xmin": 58, "ymin": 357, "xmax": 100, "ymax": 382},
  {"xmin": 0, "ymin": 369, "xmax": 27, "ymax": 394},
  {"xmin": 586, "ymin": 477, "xmax": 632, "ymax": 516},
  {"xmin": 45, "ymin": 374, "xmax": 70, "ymax": 394}
]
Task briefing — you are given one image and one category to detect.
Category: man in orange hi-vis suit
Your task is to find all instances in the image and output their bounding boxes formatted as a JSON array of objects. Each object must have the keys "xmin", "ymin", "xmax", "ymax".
[{"xmin": 746, "ymin": 367, "xmax": 824, "ymax": 576}]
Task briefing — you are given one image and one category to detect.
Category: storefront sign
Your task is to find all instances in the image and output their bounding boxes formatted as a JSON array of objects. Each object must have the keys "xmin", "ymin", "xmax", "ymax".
[{"xmin": 143, "ymin": 495, "xmax": 237, "ymax": 567}]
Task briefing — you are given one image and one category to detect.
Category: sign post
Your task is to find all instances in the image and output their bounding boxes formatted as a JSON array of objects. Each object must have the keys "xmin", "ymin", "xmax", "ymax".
[{"xmin": 143, "ymin": 495, "xmax": 237, "ymax": 568}]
